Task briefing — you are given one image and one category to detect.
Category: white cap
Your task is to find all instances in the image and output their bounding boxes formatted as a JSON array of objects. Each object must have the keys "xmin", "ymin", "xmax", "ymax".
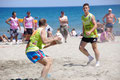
[{"xmin": 108, "ymin": 8, "xmax": 112, "ymax": 11}]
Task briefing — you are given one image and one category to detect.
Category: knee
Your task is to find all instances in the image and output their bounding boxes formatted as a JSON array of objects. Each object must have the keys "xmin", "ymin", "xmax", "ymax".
[
  {"xmin": 3, "ymin": 34, "xmax": 5, "ymax": 37},
  {"xmin": 46, "ymin": 58, "xmax": 53, "ymax": 65},
  {"xmin": 79, "ymin": 46, "xmax": 84, "ymax": 51},
  {"xmin": 92, "ymin": 46, "xmax": 97, "ymax": 50}
]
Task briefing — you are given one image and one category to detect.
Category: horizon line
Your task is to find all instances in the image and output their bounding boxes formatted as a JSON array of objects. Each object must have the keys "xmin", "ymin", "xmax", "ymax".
[{"xmin": 0, "ymin": 4, "xmax": 120, "ymax": 8}]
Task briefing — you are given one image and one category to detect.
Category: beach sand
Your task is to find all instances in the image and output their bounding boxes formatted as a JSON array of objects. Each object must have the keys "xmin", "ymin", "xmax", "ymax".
[{"xmin": 0, "ymin": 36, "xmax": 120, "ymax": 80}]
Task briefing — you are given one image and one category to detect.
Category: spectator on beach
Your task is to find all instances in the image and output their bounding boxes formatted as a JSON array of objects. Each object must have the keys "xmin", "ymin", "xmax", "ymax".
[
  {"xmin": 96, "ymin": 20, "xmax": 104, "ymax": 42},
  {"xmin": 47, "ymin": 28, "xmax": 53, "ymax": 37},
  {"xmin": 59, "ymin": 11, "xmax": 69, "ymax": 43},
  {"xmin": 100, "ymin": 28, "xmax": 114, "ymax": 42},
  {"xmin": 102, "ymin": 8, "xmax": 117, "ymax": 33},
  {"xmin": 97, "ymin": 20, "xmax": 104, "ymax": 33},
  {"xmin": 118, "ymin": 17, "xmax": 120, "ymax": 24},
  {"xmin": 23, "ymin": 11, "xmax": 35, "ymax": 41},
  {"xmin": 6, "ymin": 11, "xmax": 21, "ymax": 44},
  {"xmin": 0, "ymin": 34, "xmax": 9, "ymax": 42},
  {"xmin": 70, "ymin": 28, "xmax": 77, "ymax": 37},
  {"xmin": 56, "ymin": 28, "xmax": 64, "ymax": 43}
]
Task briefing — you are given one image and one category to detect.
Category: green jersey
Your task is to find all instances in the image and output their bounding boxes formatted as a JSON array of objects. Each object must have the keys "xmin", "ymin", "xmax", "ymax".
[
  {"xmin": 81, "ymin": 13, "xmax": 98, "ymax": 38},
  {"xmin": 26, "ymin": 27, "xmax": 46, "ymax": 53}
]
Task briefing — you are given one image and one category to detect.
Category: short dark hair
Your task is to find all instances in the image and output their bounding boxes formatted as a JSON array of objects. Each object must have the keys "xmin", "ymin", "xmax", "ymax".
[
  {"xmin": 27, "ymin": 11, "xmax": 31, "ymax": 14},
  {"xmin": 48, "ymin": 28, "xmax": 50, "ymax": 31},
  {"xmin": 97, "ymin": 20, "xmax": 100, "ymax": 22},
  {"xmin": 61, "ymin": 11, "xmax": 64, "ymax": 14},
  {"xmin": 39, "ymin": 18, "xmax": 47, "ymax": 26},
  {"xmin": 83, "ymin": 3, "xmax": 89, "ymax": 8},
  {"xmin": 12, "ymin": 11, "xmax": 16, "ymax": 15}
]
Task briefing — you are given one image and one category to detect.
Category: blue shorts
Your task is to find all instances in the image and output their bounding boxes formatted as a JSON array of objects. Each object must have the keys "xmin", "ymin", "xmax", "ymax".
[
  {"xmin": 26, "ymin": 50, "xmax": 46, "ymax": 63},
  {"xmin": 106, "ymin": 23, "xmax": 113, "ymax": 28}
]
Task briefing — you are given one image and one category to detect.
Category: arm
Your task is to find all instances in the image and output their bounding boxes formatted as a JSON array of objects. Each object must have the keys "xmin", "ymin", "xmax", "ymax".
[
  {"xmin": 5, "ymin": 18, "xmax": 11, "ymax": 26},
  {"xmin": 113, "ymin": 14, "xmax": 117, "ymax": 24},
  {"xmin": 104, "ymin": 32, "xmax": 109, "ymax": 41},
  {"xmin": 32, "ymin": 18, "xmax": 35, "ymax": 31},
  {"xmin": 17, "ymin": 20, "xmax": 21, "ymax": 30},
  {"xmin": 82, "ymin": 23, "xmax": 84, "ymax": 34},
  {"xmin": 86, "ymin": 15, "xmax": 97, "ymax": 36},
  {"xmin": 102, "ymin": 15, "xmax": 106, "ymax": 24},
  {"xmin": 59, "ymin": 17, "xmax": 68, "ymax": 23},
  {"xmin": 41, "ymin": 29, "xmax": 59, "ymax": 44},
  {"xmin": 23, "ymin": 17, "xmax": 26, "ymax": 31}
]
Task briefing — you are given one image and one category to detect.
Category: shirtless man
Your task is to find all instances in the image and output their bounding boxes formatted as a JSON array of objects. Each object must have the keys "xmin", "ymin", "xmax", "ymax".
[{"xmin": 102, "ymin": 8, "xmax": 117, "ymax": 33}]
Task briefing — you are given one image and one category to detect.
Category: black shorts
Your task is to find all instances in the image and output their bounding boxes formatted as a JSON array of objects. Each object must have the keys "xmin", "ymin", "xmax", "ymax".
[
  {"xmin": 81, "ymin": 37, "xmax": 97, "ymax": 43},
  {"xmin": 24, "ymin": 28, "xmax": 33, "ymax": 35}
]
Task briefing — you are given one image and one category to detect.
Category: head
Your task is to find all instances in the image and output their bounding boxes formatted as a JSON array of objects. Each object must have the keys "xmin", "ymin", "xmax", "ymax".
[
  {"xmin": 72, "ymin": 28, "xmax": 75, "ymax": 31},
  {"xmin": 108, "ymin": 8, "xmax": 112, "ymax": 14},
  {"xmin": 7, "ymin": 30, "xmax": 9, "ymax": 33},
  {"xmin": 48, "ymin": 28, "xmax": 51, "ymax": 32},
  {"xmin": 27, "ymin": 11, "xmax": 31, "ymax": 17},
  {"xmin": 57, "ymin": 28, "xmax": 60, "ymax": 32},
  {"xmin": 105, "ymin": 28, "xmax": 110, "ymax": 32},
  {"xmin": 39, "ymin": 18, "xmax": 47, "ymax": 27},
  {"xmin": 61, "ymin": 11, "xmax": 64, "ymax": 16},
  {"xmin": 83, "ymin": 3, "xmax": 90, "ymax": 14},
  {"xmin": 12, "ymin": 11, "xmax": 16, "ymax": 17},
  {"xmin": 97, "ymin": 20, "xmax": 100, "ymax": 22}
]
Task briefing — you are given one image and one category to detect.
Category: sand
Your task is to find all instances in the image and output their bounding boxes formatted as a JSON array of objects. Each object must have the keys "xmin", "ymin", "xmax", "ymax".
[{"xmin": 0, "ymin": 36, "xmax": 120, "ymax": 80}]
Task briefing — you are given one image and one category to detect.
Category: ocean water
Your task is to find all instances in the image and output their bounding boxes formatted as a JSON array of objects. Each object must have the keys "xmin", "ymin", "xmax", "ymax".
[{"xmin": 0, "ymin": 5, "xmax": 120, "ymax": 37}]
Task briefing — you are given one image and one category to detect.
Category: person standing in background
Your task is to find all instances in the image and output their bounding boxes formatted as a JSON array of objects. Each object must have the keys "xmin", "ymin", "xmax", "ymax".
[
  {"xmin": 23, "ymin": 11, "xmax": 35, "ymax": 41},
  {"xmin": 102, "ymin": 8, "xmax": 117, "ymax": 33},
  {"xmin": 59, "ymin": 11, "xmax": 69, "ymax": 43},
  {"xmin": 6, "ymin": 11, "xmax": 21, "ymax": 44}
]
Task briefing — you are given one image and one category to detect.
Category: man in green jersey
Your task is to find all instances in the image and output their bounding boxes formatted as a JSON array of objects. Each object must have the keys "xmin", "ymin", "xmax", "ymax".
[
  {"xmin": 79, "ymin": 3, "xmax": 100, "ymax": 67},
  {"xmin": 26, "ymin": 18, "xmax": 61, "ymax": 80}
]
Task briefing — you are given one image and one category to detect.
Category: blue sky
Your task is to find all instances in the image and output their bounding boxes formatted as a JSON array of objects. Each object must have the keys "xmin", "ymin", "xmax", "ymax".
[{"xmin": 0, "ymin": 0, "xmax": 120, "ymax": 7}]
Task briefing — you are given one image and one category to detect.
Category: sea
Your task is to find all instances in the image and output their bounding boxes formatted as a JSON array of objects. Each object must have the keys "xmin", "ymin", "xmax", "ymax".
[{"xmin": 0, "ymin": 4, "xmax": 120, "ymax": 37}]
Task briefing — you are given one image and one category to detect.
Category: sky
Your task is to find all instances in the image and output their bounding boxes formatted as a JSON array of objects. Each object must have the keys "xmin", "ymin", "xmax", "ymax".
[{"xmin": 0, "ymin": 0, "xmax": 120, "ymax": 7}]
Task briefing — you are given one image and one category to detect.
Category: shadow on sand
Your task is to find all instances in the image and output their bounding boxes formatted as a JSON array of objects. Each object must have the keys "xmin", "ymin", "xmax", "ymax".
[{"xmin": 63, "ymin": 63, "xmax": 87, "ymax": 67}]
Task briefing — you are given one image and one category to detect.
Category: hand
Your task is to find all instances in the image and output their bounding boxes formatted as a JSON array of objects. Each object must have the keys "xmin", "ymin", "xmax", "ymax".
[
  {"xmin": 112, "ymin": 22, "xmax": 115, "ymax": 24},
  {"xmin": 54, "ymin": 36, "xmax": 61, "ymax": 41},
  {"xmin": 19, "ymin": 27, "xmax": 21, "ymax": 31},
  {"xmin": 24, "ymin": 28, "xmax": 26, "ymax": 31},
  {"xmin": 86, "ymin": 31, "xmax": 91, "ymax": 36},
  {"xmin": 9, "ymin": 23, "xmax": 12, "ymax": 26},
  {"xmin": 103, "ymin": 22, "xmax": 106, "ymax": 25}
]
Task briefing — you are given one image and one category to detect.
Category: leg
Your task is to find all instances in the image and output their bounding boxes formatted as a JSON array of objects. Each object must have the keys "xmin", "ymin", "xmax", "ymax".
[
  {"xmin": 26, "ymin": 34, "xmax": 31, "ymax": 41},
  {"xmin": 37, "ymin": 57, "xmax": 53, "ymax": 79},
  {"xmin": 110, "ymin": 28, "xmax": 112, "ymax": 33},
  {"xmin": 91, "ymin": 42, "xmax": 100, "ymax": 66},
  {"xmin": 64, "ymin": 30, "xmax": 68, "ymax": 43},
  {"xmin": 0, "ymin": 36, "xmax": 4, "ymax": 42},
  {"xmin": 3, "ymin": 34, "xmax": 9, "ymax": 42},
  {"xmin": 10, "ymin": 35, "xmax": 13, "ymax": 42},
  {"xmin": 79, "ymin": 41, "xmax": 89, "ymax": 56},
  {"xmin": 79, "ymin": 41, "xmax": 94, "ymax": 64},
  {"xmin": 15, "ymin": 35, "xmax": 18, "ymax": 42}
]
